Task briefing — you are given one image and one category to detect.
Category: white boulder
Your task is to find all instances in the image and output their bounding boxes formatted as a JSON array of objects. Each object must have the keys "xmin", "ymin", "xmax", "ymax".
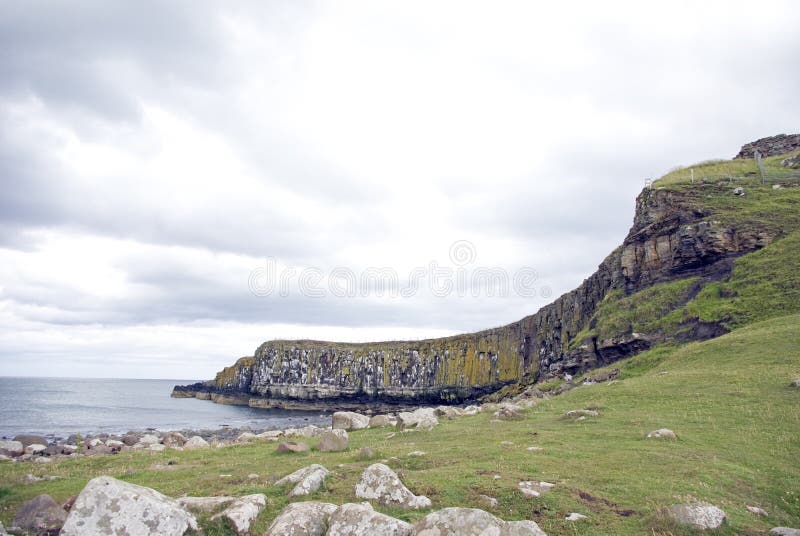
[{"xmin": 355, "ymin": 463, "xmax": 431, "ymax": 509}]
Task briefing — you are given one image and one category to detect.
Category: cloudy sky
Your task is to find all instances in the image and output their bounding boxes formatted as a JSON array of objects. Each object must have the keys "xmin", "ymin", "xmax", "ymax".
[{"xmin": 1, "ymin": 1, "xmax": 798, "ymax": 379}]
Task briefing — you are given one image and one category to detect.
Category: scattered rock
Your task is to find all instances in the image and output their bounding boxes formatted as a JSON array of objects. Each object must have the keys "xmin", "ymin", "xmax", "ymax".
[
  {"xmin": 248, "ymin": 473, "xmax": 259, "ymax": 480},
  {"xmin": 774, "ymin": 184, "xmax": 785, "ymax": 189},
  {"xmin": 771, "ymin": 528, "xmax": 800, "ymax": 536},
  {"xmin": 177, "ymin": 496, "xmax": 236, "ymax": 512},
  {"xmin": 782, "ymin": 154, "xmax": 800, "ymax": 168},
  {"xmin": 414, "ymin": 507, "xmax": 547, "ymax": 536},
  {"xmin": 60, "ymin": 476, "xmax": 198, "ymax": 536},
  {"xmin": 477, "ymin": 494, "xmax": 498, "ymax": 508},
  {"xmin": 236, "ymin": 431, "xmax": 257, "ymax": 442},
  {"xmin": 518, "ymin": 481, "xmax": 555, "ymax": 498},
  {"xmin": 183, "ymin": 436, "xmax": 210, "ymax": 450},
  {"xmin": 666, "ymin": 503, "xmax": 726, "ymax": 530},
  {"xmin": 13, "ymin": 434, "xmax": 49, "ymax": 448},
  {"xmin": 257, "ymin": 430, "xmax": 284, "ymax": 440},
  {"xmin": 746, "ymin": 505, "xmax": 768, "ymax": 516},
  {"xmin": 332, "ymin": 411, "xmax": 370, "ymax": 430},
  {"xmin": 121, "ymin": 433, "xmax": 140, "ymax": 446},
  {"xmin": 527, "ymin": 446, "xmax": 543, "ymax": 451},
  {"xmin": 407, "ymin": 451, "xmax": 426, "ymax": 457},
  {"xmin": 277, "ymin": 441, "xmax": 310, "ymax": 454},
  {"xmin": 357, "ymin": 447, "xmax": 377, "ymax": 460},
  {"xmin": 494, "ymin": 404, "xmax": 525, "ymax": 420},
  {"xmin": 211, "ymin": 494, "xmax": 266, "ymax": 535},
  {"xmin": 462, "ymin": 405, "xmax": 481, "ymax": 415},
  {"xmin": 318, "ymin": 429, "xmax": 349, "ymax": 452},
  {"xmin": 369, "ymin": 414, "xmax": 397, "ymax": 427},
  {"xmin": 138, "ymin": 433, "xmax": 161, "ymax": 445},
  {"xmin": 646, "ymin": 428, "xmax": 678, "ymax": 440},
  {"xmin": 105, "ymin": 439, "xmax": 125, "ymax": 452},
  {"xmin": 0, "ymin": 440, "xmax": 24, "ymax": 457},
  {"xmin": 327, "ymin": 502, "xmax": 414, "ymax": 536},
  {"xmin": 791, "ymin": 379, "xmax": 800, "ymax": 388},
  {"xmin": 276, "ymin": 464, "xmax": 330, "ymax": 497},
  {"xmin": 565, "ymin": 512, "xmax": 588, "ymax": 521},
  {"xmin": 148, "ymin": 443, "xmax": 166, "ymax": 452},
  {"xmin": 265, "ymin": 501, "xmax": 338, "ymax": 536},
  {"xmin": 12, "ymin": 494, "xmax": 68, "ymax": 535},
  {"xmin": 500, "ymin": 441, "xmax": 514, "ymax": 447},
  {"xmin": 397, "ymin": 408, "xmax": 439, "ymax": 430},
  {"xmin": 434, "ymin": 406, "xmax": 464, "ymax": 419},
  {"xmin": 355, "ymin": 463, "xmax": 432, "ymax": 509},
  {"xmin": 562, "ymin": 409, "xmax": 599, "ymax": 419},
  {"xmin": 285, "ymin": 425, "xmax": 324, "ymax": 438},
  {"xmin": 24, "ymin": 443, "xmax": 47, "ymax": 456},
  {"xmin": 162, "ymin": 431, "xmax": 187, "ymax": 448},
  {"xmin": 733, "ymin": 187, "xmax": 745, "ymax": 196}
]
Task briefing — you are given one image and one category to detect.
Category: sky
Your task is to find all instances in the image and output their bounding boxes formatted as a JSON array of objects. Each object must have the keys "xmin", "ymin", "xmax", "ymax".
[{"xmin": 1, "ymin": 1, "xmax": 798, "ymax": 379}]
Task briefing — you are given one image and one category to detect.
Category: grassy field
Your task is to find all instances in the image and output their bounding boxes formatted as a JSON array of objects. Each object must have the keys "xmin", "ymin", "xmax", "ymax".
[{"xmin": 1, "ymin": 314, "xmax": 798, "ymax": 535}]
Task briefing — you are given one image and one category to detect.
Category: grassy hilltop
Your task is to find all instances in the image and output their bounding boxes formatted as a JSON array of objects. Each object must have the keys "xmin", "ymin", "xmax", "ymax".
[{"xmin": 1, "ymin": 155, "xmax": 799, "ymax": 535}]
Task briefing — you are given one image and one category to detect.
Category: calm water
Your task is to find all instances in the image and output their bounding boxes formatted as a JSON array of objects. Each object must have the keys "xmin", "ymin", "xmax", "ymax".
[{"xmin": 0, "ymin": 377, "xmax": 330, "ymax": 439}]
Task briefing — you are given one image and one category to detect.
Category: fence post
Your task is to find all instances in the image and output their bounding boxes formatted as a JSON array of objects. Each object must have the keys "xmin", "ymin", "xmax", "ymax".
[
  {"xmin": 755, "ymin": 150, "xmax": 766, "ymax": 185},
  {"xmin": 690, "ymin": 168, "xmax": 694, "ymax": 184}
]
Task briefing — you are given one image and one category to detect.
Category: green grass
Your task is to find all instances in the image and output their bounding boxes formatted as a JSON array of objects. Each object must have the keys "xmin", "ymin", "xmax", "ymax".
[{"xmin": 2, "ymin": 315, "xmax": 798, "ymax": 535}]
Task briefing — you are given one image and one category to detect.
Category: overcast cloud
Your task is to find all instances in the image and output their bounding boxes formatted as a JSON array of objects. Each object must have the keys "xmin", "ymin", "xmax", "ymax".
[{"xmin": 1, "ymin": 1, "xmax": 798, "ymax": 378}]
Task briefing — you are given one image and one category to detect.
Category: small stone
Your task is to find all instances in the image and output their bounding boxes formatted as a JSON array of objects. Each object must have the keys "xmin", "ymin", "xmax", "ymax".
[
  {"xmin": 646, "ymin": 428, "xmax": 678, "ymax": 440},
  {"xmin": 277, "ymin": 441, "xmax": 310, "ymax": 453},
  {"xmin": 211, "ymin": 494, "xmax": 266, "ymax": 535},
  {"xmin": 771, "ymin": 528, "xmax": 800, "ymax": 536},
  {"xmin": 407, "ymin": 450, "xmax": 426, "ymax": 457},
  {"xmin": 369, "ymin": 414, "xmax": 398, "ymax": 427},
  {"xmin": 518, "ymin": 481, "xmax": 555, "ymax": 498},
  {"xmin": 477, "ymin": 494, "xmax": 498, "ymax": 508},
  {"xmin": 236, "ymin": 432, "xmax": 257, "ymax": 442},
  {"xmin": 667, "ymin": 503, "xmax": 726, "ymax": 530},
  {"xmin": 791, "ymin": 379, "xmax": 800, "ymax": 388},
  {"xmin": 357, "ymin": 447, "xmax": 377, "ymax": 460},
  {"xmin": 317, "ymin": 429, "xmax": 349, "ymax": 452},
  {"xmin": 256, "ymin": 430, "xmax": 284, "ymax": 440},
  {"xmin": 494, "ymin": 404, "xmax": 524, "ymax": 420},
  {"xmin": 563, "ymin": 409, "xmax": 599, "ymax": 419},
  {"xmin": 248, "ymin": 473, "xmax": 259, "ymax": 479},
  {"xmin": 566, "ymin": 512, "xmax": 588, "ymax": 521},
  {"xmin": 397, "ymin": 408, "xmax": 439, "ymax": 430},
  {"xmin": 183, "ymin": 436, "xmax": 210, "ymax": 450},
  {"xmin": 733, "ymin": 187, "xmax": 745, "ymax": 196},
  {"xmin": 500, "ymin": 441, "xmax": 514, "ymax": 447},
  {"xmin": 527, "ymin": 446, "xmax": 543, "ymax": 451},
  {"xmin": 747, "ymin": 505, "xmax": 768, "ymax": 516},
  {"xmin": 355, "ymin": 463, "xmax": 432, "ymax": 509}
]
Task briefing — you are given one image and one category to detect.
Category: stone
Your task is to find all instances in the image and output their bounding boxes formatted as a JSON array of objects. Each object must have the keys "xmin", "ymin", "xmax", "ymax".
[
  {"xmin": 162, "ymin": 432, "xmax": 187, "ymax": 448},
  {"xmin": 791, "ymin": 379, "xmax": 800, "ymax": 388},
  {"xmin": 771, "ymin": 528, "xmax": 800, "ymax": 536},
  {"xmin": 666, "ymin": 503, "xmax": 726, "ymax": 530},
  {"xmin": 355, "ymin": 463, "xmax": 431, "ymax": 509},
  {"xmin": 332, "ymin": 411, "xmax": 370, "ymax": 430},
  {"xmin": 494, "ymin": 405, "xmax": 524, "ymax": 420},
  {"xmin": 565, "ymin": 512, "xmax": 587, "ymax": 521},
  {"xmin": 34, "ymin": 456, "xmax": 52, "ymax": 463},
  {"xmin": 236, "ymin": 431, "xmax": 257, "ymax": 442},
  {"xmin": 148, "ymin": 443, "xmax": 166, "ymax": 452},
  {"xmin": 138, "ymin": 433, "xmax": 161, "ymax": 445},
  {"xmin": 562, "ymin": 409, "xmax": 599, "ymax": 419},
  {"xmin": 248, "ymin": 473, "xmax": 259, "ymax": 479},
  {"xmin": 265, "ymin": 501, "xmax": 338, "ymax": 536},
  {"xmin": 407, "ymin": 450, "xmax": 426, "ymax": 457},
  {"xmin": 121, "ymin": 433, "xmax": 140, "ymax": 446},
  {"xmin": 746, "ymin": 505, "xmax": 768, "ymax": 516},
  {"xmin": 518, "ymin": 481, "xmax": 555, "ymax": 498},
  {"xmin": 183, "ymin": 436, "xmax": 210, "ymax": 449},
  {"xmin": 0, "ymin": 454, "xmax": 11, "ymax": 462},
  {"xmin": 275, "ymin": 464, "xmax": 330, "ymax": 496},
  {"xmin": 735, "ymin": 134, "xmax": 800, "ymax": 159},
  {"xmin": 12, "ymin": 494, "xmax": 67, "ymax": 535},
  {"xmin": 357, "ymin": 447, "xmax": 377, "ymax": 460},
  {"xmin": 434, "ymin": 406, "xmax": 464, "ymax": 419},
  {"xmin": 463, "ymin": 405, "xmax": 481, "ymax": 415},
  {"xmin": 327, "ymin": 502, "xmax": 413, "ymax": 536},
  {"xmin": 477, "ymin": 494, "xmax": 498, "ymax": 508},
  {"xmin": 369, "ymin": 414, "xmax": 398, "ymax": 427},
  {"xmin": 257, "ymin": 430, "xmax": 284, "ymax": 440},
  {"xmin": 414, "ymin": 507, "xmax": 546, "ymax": 536},
  {"xmin": 211, "ymin": 494, "xmax": 266, "ymax": 535},
  {"xmin": 733, "ymin": 187, "xmax": 745, "ymax": 196},
  {"xmin": 277, "ymin": 441, "xmax": 310, "ymax": 453},
  {"xmin": 397, "ymin": 407, "xmax": 439, "ymax": 430},
  {"xmin": 782, "ymin": 154, "xmax": 800, "ymax": 168},
  {"xmin": 318, "ymin": 429, "xmax": 349, "ymax": 452},
  {"xmin": 60, "ymin": 476, "xmax": 198, "ymax": 535},
  {"xmin": 24, "ymin": 443, "xmax": 47, "ymax": 456},
  {"xmin": 646, "ymin": 428, "xmax": 678, "ymax": 440},
  {"xmin": 177, "ymin": 496, "xmax": 236, "ymax": 512},
  {"xmin": 527, "ymin": 446, "xmax": 543, "ymax": 451},
  {"xmin": 0, "ymin": 521, "xmax": 6, "ymax": 536},
  {"xmin": 0, "ymin": 440, "xmax": 24, "ymax": 457},
  {"xmin": 285, "ymin": 425, "xmax": 324, "ymax": 438},
  {"xmin": 13, "ymin": 434, "xmax": 48, "ymax": 448},
  {"xmin": 105, "ymin": 439, "xmax": 125, "ymax": 451}
]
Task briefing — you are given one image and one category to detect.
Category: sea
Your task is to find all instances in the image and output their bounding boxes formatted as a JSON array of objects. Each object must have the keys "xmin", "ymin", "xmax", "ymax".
[{"xmin": 0, "ymin": 377, "xmax": 331, "ymax": 440}]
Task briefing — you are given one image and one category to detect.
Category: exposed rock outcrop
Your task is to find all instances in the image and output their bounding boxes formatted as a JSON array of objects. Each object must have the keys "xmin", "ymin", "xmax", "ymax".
[
  {"xmin": 355, "ymin": 463, "xmax": 432, "ymax": 509},
  {"xmin": 734, "ymin": 133, "xmax": 800, "ymax": 159}
]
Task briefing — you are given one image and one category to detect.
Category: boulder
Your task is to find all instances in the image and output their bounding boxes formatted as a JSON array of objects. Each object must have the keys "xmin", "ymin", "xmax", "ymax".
[
  {"xmin": 332, "ymin": 411, "xmax": 370, "ymax": 430},
  {"xmin": 177, "ymin": 496, "xmax": 236, "ymax": 512},
  {"xmin": 666, "ymin": 503, "xmax": 726, "ymax": 530},
  {"xmin": 355, "ymin": 463, "xmax": 431, "ymax": 509},
  {"xmin": 771, "ymin": 529, "xmax": 800, "ymax": 536},
  {"xmin": 60, "ymin": 476, "xmax": 198, "ymax": 535},
  {"xmin": 463, "ymin": 405, "xmax": 481, "ymax": 415},
  {"xmin": 162, "ymin": 432, "xmax": 187, "ymax": 448},
  {"xmin": 121, "ymin": 433, "xmax": 140, "ymax": 446},
  {"xmin": 414, "ymin": 507, "xmax": 547, "ymax": 536},
  {"xmin": 285, "ymin": 425, "xmax": 324, "ymax": 438},
  {"xmin": 733, "ymin": 187, "xmax": 745, "ymax": 196},
  {"xmin": 183, "ymin": 436, "xmax": 210, "ymax": 450},
  {"xmin": 265, "ymin": 501, "xmax": 338, "ymax": 536},
  {"xmin": 211, "ymin": 494, "xmax": 266, "ymax": 535},
  {"xmin": 0, "ymin": 440, "xmax": 24, "ymax": 457},
  {"xmin": 562, "ymin": 409, "xmax": 599, "ymax": 419},
  {"xmin": 257, "ymin": 430, "xmax": 284, "ymax": 440},
  {"xmin": 13, "ymin": 434, "xmax": 49, "ymax": 448},
  {"xmin": 275, "ymin": 464, "xmax": 330, "ymax": 496},
  {"xmin": 494, "ymin": 404, "xmax": 524, "ymax": 420},
  {"xmin": 105, "ymin": 439, "xmax": 125, "ymax": 451},
  {"xmin": 277, "ymin": 441, "xmax": 310, "ymax": 453},
  {"xmin": 397, "ymin": 408, "xmax": 439, "ymax": 430},
  {"xmin": 138, "ymin": 433, "xmax": 161, "ymax": 445},
  {"xmin": 24, "ymin": 443, "xmax": 47, "ymax": 456},
  {"xmin": 434, "ymin": 406, "xmax": 464, "ymax": 419},
  {"xmin": 327, "ymin": 502, "xmax": 413, "ymax": 536},
  {"xmin": 357, "ymin": 447, "xmax": 377, "ymax": 460},
  {"xmin": 12, "ymin": 494, "xmax": 68, "ymax": 535},
  {"xmin": 646, "ymin": 428, "xmax": 678, "ymax": 440},
  {"xmin": 318, "ymin": 429, "xmax": 349, "ymax": 452},
  {"xmin": 236, "ymin": 432, "xmax": 257, "ymax": 442},
  {"xmin": 518, "ymin": 481, "xmax": 555, "ymax": 498},
  {"xmin": 148, "ymin": 443, "xmax": 167, "ymax": 452},
  {"xmin": 369, "ymin": 414, "xmax": 397, "ymax": 427}
]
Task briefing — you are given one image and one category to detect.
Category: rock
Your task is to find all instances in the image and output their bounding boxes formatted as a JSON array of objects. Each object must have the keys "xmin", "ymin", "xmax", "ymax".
[
  {"xmin": 565, "ymin": 512, "xmax": 587, "ymax": 521},
  {"xmin": 248, "ymin": 473, "xmax": 259, "ymax": 479},
  {"xmin": 332, "ymin": 411, "xmax": 370, "ymax": 430},
  {"xmin": 105, "ymin": 439, "xmax": 125, "ymax": 451},
  {"xmin": 355, "ymin": 463, "xmax": 431, "ymax": 509},
  {"xmin": 162, "ymin": 432, "xmax": 187, "ymax": 448},
  {"xmin": 463, "ymin": 405, "xmax": 481, "ymax": 415},
  {"xmin": 791, "ymin": 379, "xmax": 800, "ymax": 388},
  {"xmin": 0, "ymin": 521, "xmax": 6, "ymax": 536},
  {"xmin": 60, "ymin": 476, "xmax": 198, "ymax": 535},
  {"xmin": 285, "ymin": 425, "xmax": 324, "ymax": 438},
  {"xmin": 327, "ymin": 502, "xmax": 414, "ymax": 536},
  {"xmin": 277, "ymin": 441, "xmax": 310, "ymax": 453},
  {"xmin": 0, "ymin": 454, "xmax": 12, "ymax": 462},
  {"xmin": 138, "ymin": 433, "xmax": 161, "ymax": 445},
  {"xmin": 735, "ymin": 134, "xmax": 800, "ymax": 159},
  {"xmin": 211, "ymin": 494, "xmax": 266, "ymax": 535},
  {"xmin": 771, "ymin": 528, "xmax": 800, "ymax": 536},
  {"xmin": 527, "ymin": 446, "xmax": 543, "ymax": 451},
  {"xmin": 782, "ymin": 154, "xmax": 800, "ymax": 168},
  {"xmin": 397, "ymin": 408, "xmax": 439, "ymax": 430},
  {"xmin": 275, "ymin": 464, "xmax": 330, "ymax": 496},
  {"xmin": 562, "ymin": 409, "xmax": 599, "ymax": 419},
  {"xmin": 666, "ymin": 503, "xmax": 726, "ymax": 530},
  {"xmin": 183, "ymin": 436, "xmax": 210, "ymax": 450},
  {"xmin": 236, "ymin": 431, "xmax": 257, "ymax": 442},
  {"xmin": 318, "ymin": 429, "xmax": 349, "ymax": 452},
  {"xmin": 407, "ymin": 450, "xmax": 426, "ymax": 457},
  {"xmin": 646, "ymin": 428, "xmax": 678, "ymax": 440},
  {"xmin": 518, "ymin": 481, "xmax": 555, "ymax": 498},
  {"xmin": 0, "ymin": 440, "xmax": 24, "ymax": 457},
  {"xmin": 121, "ymin": 433, "xmax": 140, "ymax": 446},
  {"xmin": 414, "ymin": 507, "xmax": 546, "ymax": 536},
  {"xmin": 434, "ymin": 406, "xmax": 464, "ymax": 419},
  {"xmin": 13, "ymin": 434, "xmax": 48, "ymax": 448},
  {"xmin": 494, "ymin": 405, "xmax": 524, "ymax": 420},
  {"xmin": 148, "ymin": 443, "xmax": 167, "ymax": 452},
  {"xmin": 265, "ymin": 501, "xmax": 338, "ymax": 536},
  {"xmin": 733, "ymin": 187, "xmax": 745, "ymax": 196},
  {"xmin": 12, "ymin": 494, "xmax": 68, "ymax": 535},
  {"xmin": 746, "ymin": 505, "xmax": 768, "ymax": 516},
  {"xmin": 34, "ymin": 457, "xmax": 53, "ymax": 463},
  {"xmin": 357, "ymin": 447, "xmax": 377, "ymax": 460},
  {"xmin": 477, "ymin": 494, "xmax": 498, "ymax": 508},
  {"xmin": 369, "ymin": 414, "xmax": 398, "ymax": 427},
  {"xmin": 24, "ymin": 443, "xmax": 47, "ymax": 456},
  {"xmin": 774, "ymin": 184, "xmax": 785, "ymax": 189},
  {"xmin": 177, "ymin": 496, "xmax": 236, "ymax": 512},
  {"xmin": 257, "ymin": 430, "xmax": 284, "ymax": 440},
  {"xmin": 500, "ymin": 441, "xmax": 514, "ymax": 447}
]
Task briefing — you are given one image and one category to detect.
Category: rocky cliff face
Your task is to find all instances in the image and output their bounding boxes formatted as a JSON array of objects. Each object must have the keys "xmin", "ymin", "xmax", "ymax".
[
  {"xmin": 734, "ymin": 133, "xmax": 800, "ymax": 159},
  {"xmin": 173, "ymin": 185, "xmax": 780, "ymax": 410}
]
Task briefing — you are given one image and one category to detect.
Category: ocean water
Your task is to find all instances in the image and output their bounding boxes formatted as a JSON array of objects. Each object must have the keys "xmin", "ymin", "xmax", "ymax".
[{"xmin": 0, "ymin": 377, "xmax": 330, "ymax": 439}]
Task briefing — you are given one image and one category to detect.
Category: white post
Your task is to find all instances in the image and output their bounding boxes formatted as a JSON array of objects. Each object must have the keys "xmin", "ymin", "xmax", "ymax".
[{"xmin": 690, "ymin": 168, "xmax": 694, "ymax": 184}]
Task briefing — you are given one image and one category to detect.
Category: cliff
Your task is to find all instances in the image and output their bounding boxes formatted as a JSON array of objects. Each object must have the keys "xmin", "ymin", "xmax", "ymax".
[{"xmin": 174, "ymin": 138, "xmax": 800, "ymax": 410}]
